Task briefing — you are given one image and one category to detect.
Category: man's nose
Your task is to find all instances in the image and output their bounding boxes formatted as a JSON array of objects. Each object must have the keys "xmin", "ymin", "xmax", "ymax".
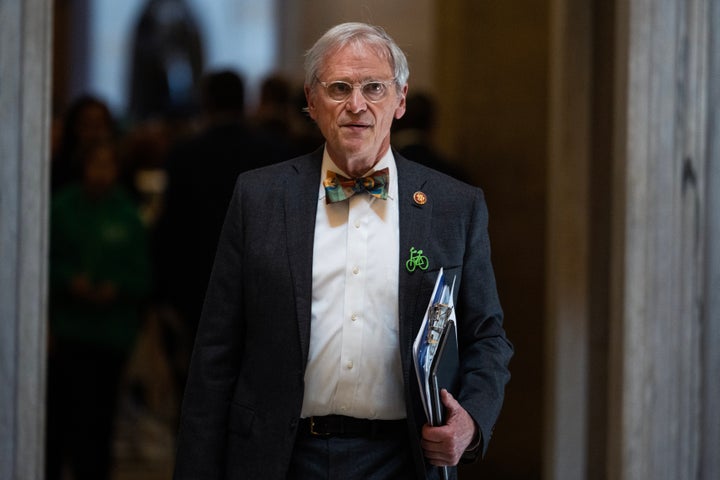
[{"xmin": 345, "ymin": 87, "xmax": 367, "ymax": 113}]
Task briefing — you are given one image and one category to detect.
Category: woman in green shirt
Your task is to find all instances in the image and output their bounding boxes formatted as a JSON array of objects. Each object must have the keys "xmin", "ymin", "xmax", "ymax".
[{"xmin": 46, "ymin": 139, "xmax": 151, "ymax": 480}]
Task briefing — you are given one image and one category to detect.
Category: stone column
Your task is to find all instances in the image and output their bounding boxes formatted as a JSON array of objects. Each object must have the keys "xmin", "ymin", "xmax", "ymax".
[
  {"xmin": 702, "ymin": 2, "xmax": 720, "ymax": 476},
  {"xmin": 547, "ymin": 0, "xmax": 719, "ymax": 477},
  {"xmin": 0, "ymin": 0, "xmax": 52, "ymax": 479},
  {"xmin": 608, "ymin": 0, "xmax": 717, "ymax": 478}
]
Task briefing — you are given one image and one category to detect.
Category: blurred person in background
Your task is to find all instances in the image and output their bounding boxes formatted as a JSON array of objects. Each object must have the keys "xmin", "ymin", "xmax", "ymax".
[
  {"xmin": 51, "ymin": 95, "xmax": 117, "ymax": 192},
  {"xmin": 251, "ymin": 73, "xmax": 294, "ymax": 139},
  {"xmin": 153, "ymin": 69, "xmax": 291, "ymax": 400},
  {"xmin": 391, "ymin": 91, "xmax": 468, "ymax": 182},
  {"xmin": 46, "ymin": 139, "xmax": 152, "ymax": 480},
  {"xmin": 251, "ymin": 73, "xmax": 327, "ymax": 157},
  {"xmin": 128, "ymin": 0, "xmax": 204, "ymax": 122}
]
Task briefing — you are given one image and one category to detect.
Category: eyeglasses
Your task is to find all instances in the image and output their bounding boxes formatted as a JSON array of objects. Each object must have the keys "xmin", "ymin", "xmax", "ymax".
[{"xmin": 315, "ymin": 78, "xmax": 397, "ymax": 103}]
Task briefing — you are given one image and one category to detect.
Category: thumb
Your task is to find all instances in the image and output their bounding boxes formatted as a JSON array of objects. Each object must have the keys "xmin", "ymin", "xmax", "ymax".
[{"xmin": 440, "ymin": 389, "xmax": 461, "ymax": 417}]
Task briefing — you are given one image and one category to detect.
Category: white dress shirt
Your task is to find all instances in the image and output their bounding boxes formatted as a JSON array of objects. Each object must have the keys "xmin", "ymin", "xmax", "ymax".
[{"xmin": 301, "ymin": 146, "xmax": 405, "ymax": 420}]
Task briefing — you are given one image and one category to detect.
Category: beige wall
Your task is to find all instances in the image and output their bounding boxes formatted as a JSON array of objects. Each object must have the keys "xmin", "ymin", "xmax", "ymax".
[{"xmin": 435, "ymin": 2, "xmax": 549, "ymax": 477}]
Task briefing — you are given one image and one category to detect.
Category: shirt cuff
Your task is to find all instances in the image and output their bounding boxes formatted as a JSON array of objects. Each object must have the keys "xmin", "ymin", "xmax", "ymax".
[{"xmin": 461, "ymin": 426, "xmax": 483, "ymax": 463}]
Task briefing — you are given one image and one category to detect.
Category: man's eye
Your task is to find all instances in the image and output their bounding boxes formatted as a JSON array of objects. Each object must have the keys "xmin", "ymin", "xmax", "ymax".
[
  {"xmin": 364, "ymin": 82, "xmax": 384, "ymax": 93},
  {"xmin": 329, "ymin": 82, "xmax": 351, "ymax": 95}
]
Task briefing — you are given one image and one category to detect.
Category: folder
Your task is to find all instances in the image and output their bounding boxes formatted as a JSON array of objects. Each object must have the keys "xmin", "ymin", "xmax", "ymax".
[
  {"xmin": 412, "ymin": 269, "xmax": 459, "ymax": 480},
  {"xmin": 412, "ymin": 268, "xmax": 458, "ymax": 425}
]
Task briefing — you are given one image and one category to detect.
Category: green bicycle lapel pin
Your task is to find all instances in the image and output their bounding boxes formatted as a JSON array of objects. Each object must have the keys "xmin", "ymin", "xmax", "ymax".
[{"xmin": 406, "ymin": 247, "xmax": 429, "ymax": 272}]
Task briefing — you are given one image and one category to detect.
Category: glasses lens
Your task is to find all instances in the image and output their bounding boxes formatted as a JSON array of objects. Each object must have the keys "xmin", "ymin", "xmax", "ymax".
[
  {"xmin": 327, "ymin": 81, "xmax": 352, "ymax": 101},
  {"xmin": 321, "ymin": 80, "xmax": 393, "ymax": 102},
  {"xmin": 362, "ymin": 82, "xmax": 387, "ymax": 101}
]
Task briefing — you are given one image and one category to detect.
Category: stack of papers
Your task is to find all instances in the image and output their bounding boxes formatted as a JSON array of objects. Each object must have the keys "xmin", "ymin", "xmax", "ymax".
[{"xmin": 412, "ymin": 268, "xmax": 460, "ymax": 426}]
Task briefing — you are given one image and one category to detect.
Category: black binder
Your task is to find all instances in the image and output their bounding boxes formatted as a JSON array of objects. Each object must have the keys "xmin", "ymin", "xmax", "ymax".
[{"xmin": 429, "ymin": 319, "xmax": 460, "ymax": 426}]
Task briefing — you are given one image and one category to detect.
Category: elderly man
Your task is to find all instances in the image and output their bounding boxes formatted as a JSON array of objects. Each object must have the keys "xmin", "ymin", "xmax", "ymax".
[{"xmin": 173, "ymin": 22, "xmax": 512, "ymax": 480}]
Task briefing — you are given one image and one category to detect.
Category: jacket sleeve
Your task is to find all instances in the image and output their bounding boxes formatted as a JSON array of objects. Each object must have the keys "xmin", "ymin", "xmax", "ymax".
[
  {"xmin": 455, "ymin": 187, "xmax": 513, "ymax": 458},
  {"xmin": 173, "ymin": 179, "xmax": 247, "ymax": 479}
]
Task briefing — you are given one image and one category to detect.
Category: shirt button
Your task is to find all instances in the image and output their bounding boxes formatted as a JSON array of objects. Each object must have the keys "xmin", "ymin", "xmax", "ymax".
[
  {"xmin": 351, "ymin": 313, "xmax": 358, "ymax": 322},
  {"xmin": 352, "ymin": 266, "xmax": 360, "ymax": 275},
  {"xmin": 346, "ymin": 360, "xmax": 354, "ymax": 369},
  {"xmin": 354, "ymin": 220, "xmax": 361, "ymax": 229}
]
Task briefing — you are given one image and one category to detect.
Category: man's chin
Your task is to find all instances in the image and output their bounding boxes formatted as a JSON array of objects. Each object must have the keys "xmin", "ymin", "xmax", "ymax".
[{"xmin": 346, "ymin": 155, "xmax": 385, "ymax": 176}]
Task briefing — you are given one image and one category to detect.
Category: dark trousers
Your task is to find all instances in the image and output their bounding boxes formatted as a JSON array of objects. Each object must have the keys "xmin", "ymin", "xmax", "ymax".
[
  {"xmin": 45, "ymin": 341, "xmax": 127, "ymax": 480},
  {"xmin": 287, "ymin": 426, "xmax": 419, "ymax": 480}
]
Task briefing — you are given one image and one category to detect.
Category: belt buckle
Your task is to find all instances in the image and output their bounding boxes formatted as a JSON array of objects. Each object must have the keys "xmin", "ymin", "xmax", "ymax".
[{"xmin": 309, "ymin": 417, "xmax": 331, "ymax": 437}]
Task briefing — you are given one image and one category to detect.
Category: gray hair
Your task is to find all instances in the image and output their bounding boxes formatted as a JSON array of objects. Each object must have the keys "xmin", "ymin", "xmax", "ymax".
[{"xmin": 304, "ymin": 22, "xmax": 409, "ymax": 90}]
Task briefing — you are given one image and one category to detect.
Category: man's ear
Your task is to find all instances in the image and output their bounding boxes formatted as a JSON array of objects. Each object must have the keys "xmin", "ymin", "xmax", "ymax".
[
  {"xmin": 304, "ymin": 85, "xmax": 317, "ymax": 120},
  {"xmin": 394, "ymin": 84, "xmax": 409, "ymax": 120}
]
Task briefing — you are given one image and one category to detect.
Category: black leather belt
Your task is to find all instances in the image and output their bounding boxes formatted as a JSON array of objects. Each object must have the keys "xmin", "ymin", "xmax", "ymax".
[{"xmin": 299, "ymin": 415, "xmax": 406, "ymax": 438}]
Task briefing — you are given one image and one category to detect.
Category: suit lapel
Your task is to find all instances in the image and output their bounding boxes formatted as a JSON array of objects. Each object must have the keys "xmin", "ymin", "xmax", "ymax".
[
  {"xmin": 284, "ymin": 150, "xmax": 323, "ymax": 365},
  {"xmin": 396, "ymin": 155, "xmax": 434, "ymax": 372}
]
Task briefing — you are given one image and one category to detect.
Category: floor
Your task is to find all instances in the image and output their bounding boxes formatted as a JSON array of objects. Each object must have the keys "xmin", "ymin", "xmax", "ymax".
[
  {"xmin": 110, "ymin": 310, "xmax": 182, "ymax": 480},
  {"xmin": 111, "ymin": 399, "xmax": 176, "ymax": 480}
]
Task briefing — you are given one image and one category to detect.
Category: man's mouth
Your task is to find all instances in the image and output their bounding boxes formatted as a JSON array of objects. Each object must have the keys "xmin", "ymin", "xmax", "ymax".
[{"xmin": 342, "ymin": 122, "xmax": 372, "ymax": 129}]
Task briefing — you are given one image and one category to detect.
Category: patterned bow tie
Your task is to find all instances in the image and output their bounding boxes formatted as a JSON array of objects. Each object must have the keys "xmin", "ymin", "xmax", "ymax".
[{"xmin": 323, "ymin": 168, "xmax": 389, "ymax": 204}]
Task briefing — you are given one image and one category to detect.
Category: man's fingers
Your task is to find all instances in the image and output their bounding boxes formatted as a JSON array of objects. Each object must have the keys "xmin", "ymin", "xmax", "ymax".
[
  {"xmin": 422, "ymin": 391, "xmax": 479, "ymax": 466},
  {"xmin": 421, "ymin": 422, "xmax": 464, "ymax": 466},
  {"xmin": 420, "ymin": 434, "xmax": 454, "ymax": 466},
  {"xmin": 440, "ymin": 389, "xmax": 457, "ymax": 412}
]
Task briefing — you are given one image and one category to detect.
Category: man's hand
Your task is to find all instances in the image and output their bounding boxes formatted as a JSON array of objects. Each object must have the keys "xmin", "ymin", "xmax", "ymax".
[{"xmin": 420, "ymin": 389, "xmax": 478, "ymax": 466}]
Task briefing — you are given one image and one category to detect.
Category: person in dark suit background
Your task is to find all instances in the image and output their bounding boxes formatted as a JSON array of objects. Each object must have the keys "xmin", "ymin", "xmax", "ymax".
[
  {"xmin": 173, "ymin": 22, "xmax": 512, "ymax": 480},
  {"xmin": 153, "ymin": 69, "xmax": 291, "ymax": 396},
  {"xmin": 392, "ymin": 91, "xmax": 469, "ymax": 182}
]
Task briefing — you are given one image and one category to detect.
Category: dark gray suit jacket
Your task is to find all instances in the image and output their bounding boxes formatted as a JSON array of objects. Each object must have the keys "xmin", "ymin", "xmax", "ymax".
[{"xmin": 173, "ymin": 148, "xmax": 513, "ymax": 480}]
